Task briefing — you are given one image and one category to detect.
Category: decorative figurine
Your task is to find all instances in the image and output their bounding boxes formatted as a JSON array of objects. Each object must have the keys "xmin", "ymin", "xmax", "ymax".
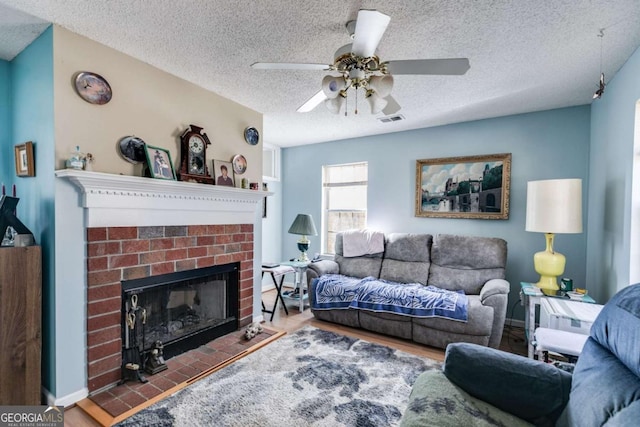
[{"xmin": 84, "ymin": 153, "xmax": 94, "ymax": 171}]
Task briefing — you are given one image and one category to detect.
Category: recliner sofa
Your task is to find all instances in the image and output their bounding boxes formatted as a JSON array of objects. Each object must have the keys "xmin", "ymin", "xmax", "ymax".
[
  {"xmin": 306, "ymin": 232, "xmax": 509, "ymax": 349},
  {"xmin": 400, "ymin": 283, "xmax": 640, "ymax": 426}
]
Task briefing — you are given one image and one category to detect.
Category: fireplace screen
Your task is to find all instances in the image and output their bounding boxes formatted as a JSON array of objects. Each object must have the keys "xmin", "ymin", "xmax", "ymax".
[{"xmin": 121, "ymin": 263, "xmax": 239, "ymax": 360}]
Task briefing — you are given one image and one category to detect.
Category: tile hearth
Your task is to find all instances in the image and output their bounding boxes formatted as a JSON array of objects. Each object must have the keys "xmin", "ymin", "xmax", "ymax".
[{"xmin": 79, "ymin": 328, "xmax": 282, "ymax": 425}]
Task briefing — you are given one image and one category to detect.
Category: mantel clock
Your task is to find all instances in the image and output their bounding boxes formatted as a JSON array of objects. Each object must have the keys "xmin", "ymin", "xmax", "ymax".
[{"xmin": 178, "ymin": 124, "xmax": 214, "ymax": 184}]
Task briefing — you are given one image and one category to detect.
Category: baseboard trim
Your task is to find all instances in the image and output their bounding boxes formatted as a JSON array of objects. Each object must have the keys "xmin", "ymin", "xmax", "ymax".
[{"xmin": 42, "ymin": 385, "xmax": 88, "ymax": 408}]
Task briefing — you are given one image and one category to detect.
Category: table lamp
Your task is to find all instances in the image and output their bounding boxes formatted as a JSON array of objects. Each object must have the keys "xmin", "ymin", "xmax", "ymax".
[
  {"xmin": 525, "ymin": 179, "xmax": 582, "ymax": 290},
  {"xmin": 288, "ymin": 214, "xmax": 318, "ymax": 262}
]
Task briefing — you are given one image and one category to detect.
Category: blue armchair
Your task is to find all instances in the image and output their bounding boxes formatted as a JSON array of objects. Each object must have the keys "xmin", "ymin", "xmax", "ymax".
[{"xmin": 401, "ymin": 284, "xmax": 640, "ymax": 426}]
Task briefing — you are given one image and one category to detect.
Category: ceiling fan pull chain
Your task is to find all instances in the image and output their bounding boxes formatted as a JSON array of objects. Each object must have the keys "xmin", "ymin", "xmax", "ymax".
[
  {"xmin": 355, "ymin": 88, "xmax": 359, "ymax": 115},
  {"xmin": 344, "ymin": 90, "xmax": 348, "ymax": 116}
]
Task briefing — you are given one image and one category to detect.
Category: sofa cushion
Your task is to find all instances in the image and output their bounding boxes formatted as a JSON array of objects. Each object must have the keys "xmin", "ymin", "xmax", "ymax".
[
  {"xmin": 400, "ymin": 370, "xmax": 532, "ymax": 427},
  {"xmin": 359, "ymin": 311, "xmax": 412, "ymax": 339},
  {"xmin": 412, "ymin": 295, "xmax": 493, "ymax": 336},
  {"xmin": 335, "ymin": 233, "xmax": 383, "ymax": 278},
  {"xmin": 380, "ymin": 233, "xmax": 432, "ymax": 285},
  {"xmin": 429, "ymin": 234, "xmax": 507, "ymax": 294},
  {"xmin": 443, "ymin": 343, "xmax": 571, "ymax": 426}
]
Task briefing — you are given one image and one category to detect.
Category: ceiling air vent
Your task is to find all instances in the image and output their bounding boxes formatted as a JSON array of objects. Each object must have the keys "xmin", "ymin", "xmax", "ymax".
[{"xmin": 377, "ymin": 114, "xmax": 405, "ymax": 123}]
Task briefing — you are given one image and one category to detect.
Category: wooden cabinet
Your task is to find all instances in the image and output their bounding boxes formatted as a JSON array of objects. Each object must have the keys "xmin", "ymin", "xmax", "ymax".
[{"xmin": 0, "ymin": 246, "xmax": 41, "ymax": 405}]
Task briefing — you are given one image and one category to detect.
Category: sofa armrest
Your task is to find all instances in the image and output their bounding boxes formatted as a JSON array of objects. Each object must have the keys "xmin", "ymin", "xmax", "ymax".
[
  {"xmin": 479, "ymin": 278, "xmax": 510, "ymax": 349},
  {"xmin": 443, "ymin": 342, "xmax": 571, "ymax": 425},
  {"xmin": 479, "ymin": 278, "xmax": 509, "ymax": 302},
  {"xmin": 307, "ymin": 259, "xmax": 339, "ymax": 277},
  {"xmin": 306, "ymin": 259, "xmax": 340, "ymax": 287}
]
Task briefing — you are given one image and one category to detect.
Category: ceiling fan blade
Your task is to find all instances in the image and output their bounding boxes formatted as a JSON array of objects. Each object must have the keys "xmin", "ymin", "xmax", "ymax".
[
  {"xmin": 351, "ymin": 10, "xmax": 391, "ymax": 58},
  {"xmin": 386, "ymin": 58, "xmax": 470, "ymax": 75},
  {"xmin": 297, "ymin": 90, "xmax": 327, "ymax": 113},
  {"xmin": 381, "ymin": 95, "xmax": 401, "ymax": 115},
  {"xmin": 251, "ymin": 62, "xmax": 331, "ymax": 71}
]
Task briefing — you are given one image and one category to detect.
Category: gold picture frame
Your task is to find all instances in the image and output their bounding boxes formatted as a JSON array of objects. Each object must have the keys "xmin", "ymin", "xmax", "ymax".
[
  {"xmin": 15, "ymin": 141, "xmax": 35, "ymax": 177},
  {"xmin": 415, "ymin": 153, "xmax": 511, "ymax": 220}
]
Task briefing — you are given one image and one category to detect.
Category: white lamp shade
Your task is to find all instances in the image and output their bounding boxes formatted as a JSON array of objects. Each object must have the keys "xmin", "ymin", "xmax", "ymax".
[
  {"xmin": 325, "ymin": 96, "xmax": 345, "ymax": 114},
  {"xmin": 526, "ymin": 179, "xmax": 583, "ymax": 234},
  {"xmin": 367, "ymin": 92, "xmax": 388, "ymax": 114},
  {"xmin": 368, "ymin": 75, "xmax": 394, "ymax": 98},
  {"xmin": 322, "ymin": 75, "xmax": 345, "ymax": 99}
]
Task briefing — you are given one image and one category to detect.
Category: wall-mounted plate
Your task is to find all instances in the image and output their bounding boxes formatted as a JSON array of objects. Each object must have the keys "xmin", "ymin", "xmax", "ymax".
[
  {"xmin": 232, "ymin": 154, "xmax": 247, "ymax": 175},
  {"xmin": 244, "ymin": 127, "xmax": 259, "ymax": 145},
  {"xmin": 74, "ymin": 71, "xmax": 112, "ymax": 105},
  {"xmin": 118, "ymin": 136, "xmax": 146, "ymax": 164}
]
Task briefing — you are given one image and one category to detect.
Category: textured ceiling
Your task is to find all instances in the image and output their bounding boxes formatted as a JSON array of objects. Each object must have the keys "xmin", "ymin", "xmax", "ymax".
[{"xmin": 1, "ymin": 1, "xmax": 640, "ymax": 147}]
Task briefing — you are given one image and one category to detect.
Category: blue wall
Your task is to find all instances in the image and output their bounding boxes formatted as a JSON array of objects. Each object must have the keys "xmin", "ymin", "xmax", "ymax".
[
  {"xmin": 587, "ymin": 45, "xmax": 640, "ymax": 302},
  {"xmin": 282, "ymin": 106, "xmax": 591, "ymax": 317},
  {"xmin": 10, "ymin": 26, "xmax": 56, "ymax": 394},
  {"xmin": 0, "ymin": 60, "xmax": 12, "ymax": 192}
]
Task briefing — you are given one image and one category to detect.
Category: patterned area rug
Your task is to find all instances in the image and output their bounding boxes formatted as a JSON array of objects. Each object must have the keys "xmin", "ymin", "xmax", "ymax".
[{"xmin": 115, "ymin": 326, "xmax": 441, "ymax": 426}]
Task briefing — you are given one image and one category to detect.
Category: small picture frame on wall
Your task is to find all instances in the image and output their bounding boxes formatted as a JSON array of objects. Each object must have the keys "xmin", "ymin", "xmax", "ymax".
[
  {"xmin": 213, "ymin": 160, "xmax": 235, "ymax": 187},
  {"xmin": 144, "ymin": 145, "xmax": 176, "ymax": 180},
  {"xmin": 15, "ymin": 141, "xmax": 35, "ymax": 177}
]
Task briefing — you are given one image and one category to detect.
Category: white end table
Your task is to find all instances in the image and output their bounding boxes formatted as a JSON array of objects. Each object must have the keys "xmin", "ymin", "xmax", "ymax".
[
  {"xmin": 520, "ymin": 282, "xmax": 595, "ymax": 359},
  {"xmin": 280, "ymin": 261, "xmax": 310, "ymax": 312}
]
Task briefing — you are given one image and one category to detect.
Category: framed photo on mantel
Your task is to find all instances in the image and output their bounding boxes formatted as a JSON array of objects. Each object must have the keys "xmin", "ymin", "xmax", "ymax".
[{"xmin": 415, "ymin": 153, "xmax": 511, "ymax": 220}]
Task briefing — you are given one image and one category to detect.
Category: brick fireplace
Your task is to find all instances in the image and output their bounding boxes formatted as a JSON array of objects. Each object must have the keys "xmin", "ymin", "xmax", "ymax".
[
  {"xmin": 56, "ymin": 170, "xmax": 268, "ymax": 401},
  {"xmin": 86, "ymin": 224, "xmax": 254, "ymax": 392}
]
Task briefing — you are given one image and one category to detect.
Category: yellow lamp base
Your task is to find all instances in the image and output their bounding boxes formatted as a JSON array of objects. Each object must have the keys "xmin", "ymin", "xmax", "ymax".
[{"xmin": 533, "ymin": 233, "xmax": 566, "ymax": 291}]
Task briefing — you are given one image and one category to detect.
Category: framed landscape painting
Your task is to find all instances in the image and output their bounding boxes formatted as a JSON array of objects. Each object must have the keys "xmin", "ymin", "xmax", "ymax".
[{"xmin": 415, "ymin": 153, "xmax": 511, "ymax": 219}]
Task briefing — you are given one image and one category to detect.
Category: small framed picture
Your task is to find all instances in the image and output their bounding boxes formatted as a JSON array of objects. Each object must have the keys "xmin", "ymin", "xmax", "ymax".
[
  {"xmin": 144, "ymin": 145, "xmax": 176, "ymax": 180},
  {"xmin": 213, "ymin": 160, "xmax": 235, "ymax": 187},
  {"xmin": 15, "ymin": 141, "xmax": 35, "ymax": 177}
]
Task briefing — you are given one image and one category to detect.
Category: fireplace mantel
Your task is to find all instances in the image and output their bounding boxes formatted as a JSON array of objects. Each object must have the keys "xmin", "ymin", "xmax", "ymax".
[{"xmin": 56, "ymin": 170, "xmax": 270, "ymax": 227}]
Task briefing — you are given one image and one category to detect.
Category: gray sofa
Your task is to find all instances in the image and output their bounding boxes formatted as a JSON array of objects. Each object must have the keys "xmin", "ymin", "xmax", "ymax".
[{"xmin": 306, "ymin": 232, "xmax": 509, "ymax": 349}]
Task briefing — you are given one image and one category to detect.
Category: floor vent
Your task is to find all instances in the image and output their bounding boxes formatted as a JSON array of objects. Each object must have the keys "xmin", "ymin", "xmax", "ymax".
[{"xmin": 378, "ymin": 114, "xmax": 405, "ymax": 123}]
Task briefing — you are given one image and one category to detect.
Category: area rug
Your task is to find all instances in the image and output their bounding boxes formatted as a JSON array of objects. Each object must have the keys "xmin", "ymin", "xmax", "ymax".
[{"xmin": 115, "ymin": 326, "xmax": 441, "ymax": 426}]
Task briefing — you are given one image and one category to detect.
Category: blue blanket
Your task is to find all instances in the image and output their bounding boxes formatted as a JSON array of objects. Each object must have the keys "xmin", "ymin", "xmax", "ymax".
[{"xmin": 312, "ymin": 274, "xmax": 468, "ymax": 322}]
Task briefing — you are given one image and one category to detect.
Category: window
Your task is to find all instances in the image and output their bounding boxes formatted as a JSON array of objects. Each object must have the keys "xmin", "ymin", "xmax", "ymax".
[{"xmin": 322, "ymin": 162, "xmax": 368, "ymax": 254}]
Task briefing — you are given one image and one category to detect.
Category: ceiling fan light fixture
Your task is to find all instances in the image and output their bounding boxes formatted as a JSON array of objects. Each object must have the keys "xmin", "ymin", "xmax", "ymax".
[
  {"xmin": 368, "ymin": 75, "xmax": 394, "ymax": 98},
  {"xmin": 325, "ymin": 96, "xmax": 345, "ymax": 114},
  {"xmin": 367, "ymin": 91, "xmax": 387, "ymax": 114},
  {"xmin": 322, "ymin": 75, "xmax": 345, "ymax": 99}
]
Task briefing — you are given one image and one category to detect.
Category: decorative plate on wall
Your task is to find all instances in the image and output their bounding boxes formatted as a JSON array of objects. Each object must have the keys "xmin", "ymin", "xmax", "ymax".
[
  {"xmin": 244, "ymin": 127, "xmax": 260, "ymax": 146},
  {"xmin": 74, "ymin": 71, "xmax": 112, "ymax": 105},
  {"xmin": 117, "ymin": 136, "xmax": 146, "ymax": 164},
  {"xmin": 232, "ymin": 154, "xmax": 247, "ymax": 175}
]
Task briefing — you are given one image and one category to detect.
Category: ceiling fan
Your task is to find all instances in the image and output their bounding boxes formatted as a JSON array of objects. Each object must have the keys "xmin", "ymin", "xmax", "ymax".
[{"xmin": 251, "ymin": 9, "xmax": 470, "ymax": 116}]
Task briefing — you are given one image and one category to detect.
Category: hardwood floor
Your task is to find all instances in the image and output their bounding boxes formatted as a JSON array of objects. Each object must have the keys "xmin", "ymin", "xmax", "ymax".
[{"xmin": 63, "ymin": 287, "xmax": 527, "ymax": 426}]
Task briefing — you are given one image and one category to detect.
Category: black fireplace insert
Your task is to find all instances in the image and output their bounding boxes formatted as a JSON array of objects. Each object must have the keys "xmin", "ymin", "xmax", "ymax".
[{"xmin": 121, "ymin": 262, "xmax": 239, "ymax": 362}]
